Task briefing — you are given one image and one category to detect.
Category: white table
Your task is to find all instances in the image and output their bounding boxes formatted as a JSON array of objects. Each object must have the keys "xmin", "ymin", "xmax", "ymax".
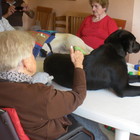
[
  {"xmin": 52, "ymin": 81, "xmax": 140, "ymax": 140},
  {"xmin": 36, "ymin": 58, "xmax": 140, "ymax": 140}
]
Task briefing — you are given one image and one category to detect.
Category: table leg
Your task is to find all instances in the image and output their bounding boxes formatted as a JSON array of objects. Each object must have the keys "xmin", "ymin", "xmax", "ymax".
[{"xmin": 115, "ymin": 129, "xmax": 130, "ymax": 140}]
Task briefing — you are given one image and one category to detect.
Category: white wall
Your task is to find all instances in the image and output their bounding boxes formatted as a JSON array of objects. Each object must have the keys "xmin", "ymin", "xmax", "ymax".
[
  {"xmin": 129, "ymin": 0, "xmax": 140, "ymax": 64},
  {"xmin": 108, "ymin": 0, "xmax": 134, "ymax": 31}
]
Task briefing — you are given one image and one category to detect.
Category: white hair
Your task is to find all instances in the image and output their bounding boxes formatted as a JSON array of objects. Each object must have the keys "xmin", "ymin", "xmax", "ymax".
[{"xmin": 0, "ymin": 30, "xmax": 35, "ymax": 72}]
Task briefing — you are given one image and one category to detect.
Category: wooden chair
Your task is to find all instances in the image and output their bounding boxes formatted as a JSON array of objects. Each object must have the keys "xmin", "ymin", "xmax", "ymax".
[
  {"xmin": 52, "ymin": 12, "xmax": 126, "ymax": 34},
  {"xmin": 52, "ymin": 12, "xmax": 66, "ymax": 32},
  {"xmin": 65, "ymin": 12, "xmax": 90, "ymax": 34},
  {"xmin": 113, "ymin": 18, "xmax": 126, "ymax": 29},
  {"xmin": 35, "ymin": 6, "xmax": 53, "ymax": 30}
]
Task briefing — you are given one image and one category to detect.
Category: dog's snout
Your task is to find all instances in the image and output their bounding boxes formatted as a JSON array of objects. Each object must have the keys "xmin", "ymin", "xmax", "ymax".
[
  {"xmin": 136, "ymin": 41, "xmax": 140, "ymax": 49},
  {"xmin": 132, "ymin": 41, "xmax": 140, "ymax": 53}
]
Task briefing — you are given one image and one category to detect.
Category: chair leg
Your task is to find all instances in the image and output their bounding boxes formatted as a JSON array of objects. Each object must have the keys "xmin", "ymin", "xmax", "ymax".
[{"xmin": 82, "ymin": 128, "xmax": 95, "ymax": 140}]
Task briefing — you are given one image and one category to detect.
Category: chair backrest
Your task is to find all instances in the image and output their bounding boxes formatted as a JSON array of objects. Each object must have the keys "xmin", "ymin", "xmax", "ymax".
[
  {"xmin": 52, "ymin": 13, "xmax": 66, "ymax": 32},
  {"xmin": 35, "ymin": 6, "xmax": 53, "ymax": 30},
  {"xmin": 0, "ymin": 108, "xmax": 30, "ymax": 140},
  {"xmin": 0, "ymin": 109, "xmax": 20, "ymax": 140},
  {"xmin": 113, "ymin": 18, "xmax": 126, "ymax": 29},
  {"xmin": 65, "ymin": 12, "xmax": 91, "ymax": 34}
]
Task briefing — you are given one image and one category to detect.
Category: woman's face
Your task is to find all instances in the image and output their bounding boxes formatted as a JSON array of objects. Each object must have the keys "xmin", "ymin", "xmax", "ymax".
[{"xmin": 91, "ymin": 2, "xmax": 106, "ymax": 17}]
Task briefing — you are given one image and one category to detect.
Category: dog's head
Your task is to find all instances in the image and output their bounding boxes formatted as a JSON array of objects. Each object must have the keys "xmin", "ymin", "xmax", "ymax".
[{"xmin": 104, "ymin": 29, "xmax": 140, "ymax": 57}]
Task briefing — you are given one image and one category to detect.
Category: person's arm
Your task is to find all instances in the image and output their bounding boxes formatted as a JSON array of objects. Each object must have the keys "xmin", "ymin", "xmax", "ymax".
[
  {"xmin": 44, "ymin": 48, "xmax": 86, "ymax": 119},
  {"xmin": 3, "ymin": 5, "xmax": 16, "ymax": 18},
  {"xmin": 1, "ymin": 17, "xmax": 15, "ymax": 31},
  {"xmin": 21, "ymin": 2, "xmax": 34, "ymax": 18}
]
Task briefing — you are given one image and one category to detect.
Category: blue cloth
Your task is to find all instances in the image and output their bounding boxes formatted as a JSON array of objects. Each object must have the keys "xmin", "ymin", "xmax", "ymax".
[{"xmin": 33, "ymin": 30, "xmax": 57, "ymax": 57}]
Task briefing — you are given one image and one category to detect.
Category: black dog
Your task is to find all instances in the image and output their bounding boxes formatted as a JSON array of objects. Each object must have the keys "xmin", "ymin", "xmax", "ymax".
[{"xmin": 44, "ymin": 30, "xmax": 140, "ymax": 97}]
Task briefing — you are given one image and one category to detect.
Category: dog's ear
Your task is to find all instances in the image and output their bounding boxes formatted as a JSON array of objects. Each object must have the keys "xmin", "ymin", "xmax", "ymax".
[
  {"xmin": 105, "ymin": 30, "xmax": 126, "ymax": 57},
  {"xmin": 114, "ymin": 44, "xmax": 126, "ymax": 57},
  {"xmin": 116, "ymin": 30, "xmax": 135, "ymax": 56},
  {"xmin": 105, "ymin": 29, "xmax": 140, "ymax": 56},
  {"xmin": 118, "ymin": 30, "xmax": 140, "ymax": 53}
]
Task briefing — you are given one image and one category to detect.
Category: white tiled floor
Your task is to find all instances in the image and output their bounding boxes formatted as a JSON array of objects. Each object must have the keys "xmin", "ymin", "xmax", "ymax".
[{"xmin": 100, "ymin": 124, "xmax": 140, "ymax": 140}]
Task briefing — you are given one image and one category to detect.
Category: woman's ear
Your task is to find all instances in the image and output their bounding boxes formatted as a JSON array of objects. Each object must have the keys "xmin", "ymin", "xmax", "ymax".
[
  {"xmin": 103, "ymin": 7, "xmax": 107, "ymax": 12},
  {"xmin": 21, "ymin": 55, "xmax": 36, "ymax": 76},
  {"xmin": 22, "ymin": 57, "xmax": 36, "ymax": 76},
  {"xmin": 22, "ymin": 58, "xmax": 30, "ymax": 70},
  {"xmin": 14, "ymin": 59, "xmax": 29, "ymax": 75}
]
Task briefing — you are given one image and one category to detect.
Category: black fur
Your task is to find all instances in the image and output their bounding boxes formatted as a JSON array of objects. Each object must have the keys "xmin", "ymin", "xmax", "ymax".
[{"xmin": 44, "ymin": 30, "xmax": 140, "ymax": 97}]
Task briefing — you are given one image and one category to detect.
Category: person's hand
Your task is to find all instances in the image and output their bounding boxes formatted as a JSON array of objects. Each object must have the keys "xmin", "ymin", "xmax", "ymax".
[
  {"xmin": 70, "ymin": 46, "xmax": 84, "ymax": 69},
  {"xmin": 21, "ymin": 3, "xmax": 35, "ymax": 18},
  {"xmin": 21, "ymin": 3, "xmax": 29, "ymax": 12},
  {"xmin": 3, "ymin": 5, "xmax": 16, "ymax": 18}
]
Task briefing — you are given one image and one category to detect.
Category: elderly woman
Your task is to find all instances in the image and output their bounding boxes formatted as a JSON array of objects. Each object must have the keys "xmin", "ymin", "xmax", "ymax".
[
  {"xmin": 76, "ymin": 0, "xmax": 118, "ymax": 49},
  {"xmin": 0, "ymin": 30, "xmax": 86, "ymax": 140}
]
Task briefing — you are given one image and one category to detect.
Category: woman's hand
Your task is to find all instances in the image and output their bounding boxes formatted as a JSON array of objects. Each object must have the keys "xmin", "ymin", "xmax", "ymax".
[
  {"xmin": 3, "ymin": 5, "xmax": 15, "ymax": 18},
  {"xmin": 21, "ymin": 3, "xmax": 29, "ymax": 11},
  {"xmin": 70, "ymin": 46, "xmax": 84, "ymax": 69},
  {"xmin": 21, "ymin": 3, "xmax": 35, "ymax": 18}
]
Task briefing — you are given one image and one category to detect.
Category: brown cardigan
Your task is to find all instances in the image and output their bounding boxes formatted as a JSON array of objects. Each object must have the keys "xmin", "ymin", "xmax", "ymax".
[{"xmin": 0, "ymin": 68, "xmax": 86, "ymax": 140}]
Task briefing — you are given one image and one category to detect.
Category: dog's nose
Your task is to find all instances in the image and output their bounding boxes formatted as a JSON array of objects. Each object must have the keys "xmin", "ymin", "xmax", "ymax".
[
  {"xmin": 129, "ymin": 41, "xmax": 140, "ymax": 53},
  {"xmin": 137, "ymin": 42, "xmax": 140, "ymax": 49}
]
